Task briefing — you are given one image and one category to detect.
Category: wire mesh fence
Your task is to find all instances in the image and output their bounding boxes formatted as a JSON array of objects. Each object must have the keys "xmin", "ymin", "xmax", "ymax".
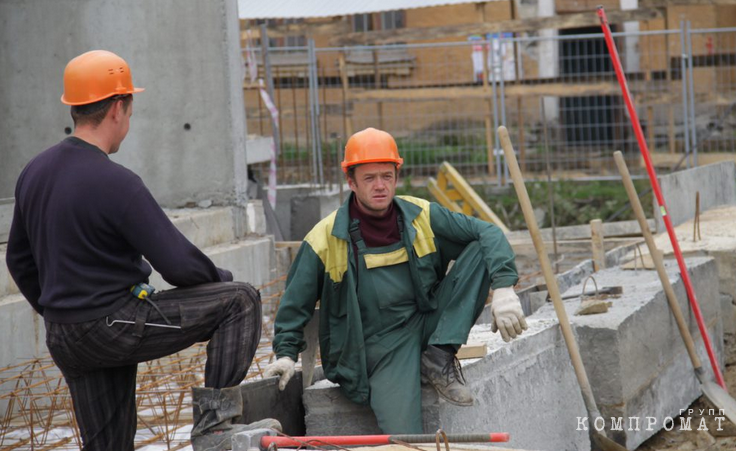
[{"xmin": 244, "ymin": 24, "xmax": 736, "ymax": 187}]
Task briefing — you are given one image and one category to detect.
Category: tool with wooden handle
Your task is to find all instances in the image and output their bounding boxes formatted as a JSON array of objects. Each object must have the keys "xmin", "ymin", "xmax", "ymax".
[
  {"xmin": 598, "ymin": 6, "xmax": 725, "ymax": 389},
  {"xmin": 613, "ymin": 150, "xmax": 736, "ymax": 425},
  {"xmin": 262, "ymin": 433, "xmax": 510, "ymax": 448},
  {"xmin": 499, "ymin": 126, "xmax": 627, "ymax": 451}
]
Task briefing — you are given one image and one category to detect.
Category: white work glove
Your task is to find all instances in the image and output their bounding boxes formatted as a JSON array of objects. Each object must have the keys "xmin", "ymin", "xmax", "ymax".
[
  {"xmin": 491, "ymin": 287, "xmax": 528, "ymax": 342},
  {"xmin": 264, "ymin": 356, "xmax": 296, "ymax": 391}
]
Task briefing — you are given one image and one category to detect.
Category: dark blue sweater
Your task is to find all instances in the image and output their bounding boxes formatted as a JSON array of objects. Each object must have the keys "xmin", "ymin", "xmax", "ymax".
[{"xmin": 6, "ymin": 137, "xmax": 232, "ymax": 323}]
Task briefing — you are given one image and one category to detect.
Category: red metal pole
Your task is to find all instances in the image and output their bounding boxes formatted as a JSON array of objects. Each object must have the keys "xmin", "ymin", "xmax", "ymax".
[
  {"xmin": 262, "ymin": 433, "xmax": 511, "ymax": 448},
  {"xmin": 597, "ymin": 7, "xmax": 726, "ymax": 389}
]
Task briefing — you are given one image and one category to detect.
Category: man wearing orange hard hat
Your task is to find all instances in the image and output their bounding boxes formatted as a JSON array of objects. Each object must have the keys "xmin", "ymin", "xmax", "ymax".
[
  {"xmin": 265, "ymin": 128, "xmax": 526, "ymax": 433},
  {"xmin": 6, "ymin": 50, "xmax": 279, "ymax": 451}
]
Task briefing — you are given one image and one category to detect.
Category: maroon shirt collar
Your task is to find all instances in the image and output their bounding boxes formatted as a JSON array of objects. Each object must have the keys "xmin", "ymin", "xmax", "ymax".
[{"xmin": 348, "ymin": 194, "xmax": 401, "ymax": 248}]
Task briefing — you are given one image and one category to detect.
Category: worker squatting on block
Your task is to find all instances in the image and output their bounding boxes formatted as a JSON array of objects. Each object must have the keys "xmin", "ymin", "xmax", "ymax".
[
  {"xmin": 264, "ymin": 127, "xmax": 528, "ymax": 433},
  {"xmin": 5, "ymin": 50, "xmax": 280, "ymax": 451}
]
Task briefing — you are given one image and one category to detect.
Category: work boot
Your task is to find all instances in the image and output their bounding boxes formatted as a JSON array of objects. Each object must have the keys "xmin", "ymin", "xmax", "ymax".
[
  {"xmin": 420, "ymin": 345, "xmax": 474, "ymax": 406},
  {"xmin": 191, "ymin": 386, "xmax": 282, "ymax": 451}
]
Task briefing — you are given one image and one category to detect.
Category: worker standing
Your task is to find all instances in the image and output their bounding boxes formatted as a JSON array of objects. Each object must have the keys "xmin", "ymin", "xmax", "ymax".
[
  {"xmin": 5, "ymin": 50, "xmax": 279, "ymax": 451},
  {"xmin": 264, "ymin": 128, "xmax": 527, "ymax": 433}
]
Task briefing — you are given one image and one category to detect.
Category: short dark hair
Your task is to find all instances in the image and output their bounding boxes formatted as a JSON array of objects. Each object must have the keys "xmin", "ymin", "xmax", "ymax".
[
  {"xmin": 71, "ymin": 94, "xmax": 132, "ymax": 127},
  {"xmin": 346, "ymin": 163, "xmax": 398, "ymax": 181}
]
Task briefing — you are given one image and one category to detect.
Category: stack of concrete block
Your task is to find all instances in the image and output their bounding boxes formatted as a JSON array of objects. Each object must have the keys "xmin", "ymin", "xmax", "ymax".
[
  {"xmin": 303, "ymin": 318, "xmax": 591, "ymax": 451},
  {"xmin": 0, "ymin": 204, "xmax": 277, "ymax": 369},
  {"xmin": 301, "ymin": 256, "xmax": 723, "ymax": 451},
  {"xmin": 528, "ymin": 256, "xmax": 722, "ymax": 449}
]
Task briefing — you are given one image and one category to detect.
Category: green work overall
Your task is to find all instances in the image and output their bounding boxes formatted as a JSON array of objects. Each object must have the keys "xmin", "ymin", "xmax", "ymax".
[{"xmin": 349, "ymin": 218, "xmax": 492, "ymax": 434}]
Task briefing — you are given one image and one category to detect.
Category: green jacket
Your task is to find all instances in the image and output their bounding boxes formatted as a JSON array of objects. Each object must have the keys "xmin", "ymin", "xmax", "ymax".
[{"xmin": 272, "ymin": 195, "xmax": 518, "ymax": 405}]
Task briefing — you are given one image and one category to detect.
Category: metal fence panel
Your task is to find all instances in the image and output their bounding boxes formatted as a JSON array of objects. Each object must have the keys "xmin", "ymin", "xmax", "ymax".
[{"xmin": 243, "ymin": 26, "xmax": 736, "ymax": 187}]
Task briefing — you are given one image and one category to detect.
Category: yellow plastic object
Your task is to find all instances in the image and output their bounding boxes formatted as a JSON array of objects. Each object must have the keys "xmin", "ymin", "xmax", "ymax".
[{"xmin": 428, "ymin": 161, "xmax": 509, "ymax": 233}]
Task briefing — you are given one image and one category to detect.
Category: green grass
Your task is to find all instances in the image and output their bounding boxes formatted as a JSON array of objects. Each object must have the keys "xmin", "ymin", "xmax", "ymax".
[{"xmin": 396, "ymin": 177, "xmax": 654, "ymax": 231}]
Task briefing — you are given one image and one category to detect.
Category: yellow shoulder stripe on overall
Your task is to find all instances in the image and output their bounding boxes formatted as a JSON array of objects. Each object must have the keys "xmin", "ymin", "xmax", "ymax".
[
  {"xmin": 397, "ymin": 196, "xmax": 437, "ymax": 258},
  {"xmin": 364, "ymin": 247, "xmax": 409, "ymax": 269},
  {"xmin": 304, "ymin": 211, "xmax": 348, "ymax": 283}
]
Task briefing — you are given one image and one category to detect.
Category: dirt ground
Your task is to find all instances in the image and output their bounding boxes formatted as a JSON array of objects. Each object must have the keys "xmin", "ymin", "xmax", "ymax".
[{"xmin": 636, "ymin": 335, "xmax": 736, "ymax": 450}]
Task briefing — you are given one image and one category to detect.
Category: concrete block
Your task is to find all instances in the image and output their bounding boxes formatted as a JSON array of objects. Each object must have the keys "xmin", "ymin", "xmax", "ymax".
[
  {"xmin": 654, "ymin": 161, "xmax": 736, "ymax": 231},
  {"xmin": 166, "ymin": 207, "xmax": 236, "ymax": 249},
  {"xmin": 0, "ymin": 199, "xmax": 13, "ymax": 243},
  {"xmin": 0, "ymin": 244, "xmax": 20, "ymax": 299},
  {"xmin": 0, "ymin": 294, "xmax": 47, "ymax": 368},
  {"xmin": 273, "ymin": 185, "xmax": 319, "ymax": 241},
  {"xmin": 148, "ymin": 236, "xmax": 275, "ymax": 291},
  {"xmin": 0, "ymin": 206, "xmax": 243, "ymax": 301},
  {"xmin": 245, "ymin": 136, "xmax": 275, "ymax": 165},
  {"xmin": 290, "ymin": 189, "xmax": 344, "ymax": 241},
  {"xmin": 240, "ymin": 371, "xmax": 311, "ymax": 436},
  {"xmin": 2, "ymin": 0, "xmax": 249, "ymax": 207},
  {"xmin": 246, "ymin": 201, "xmax": 267, "ymax": 235},
  {"xmin": 533, "ymin": 256, "xmax": 723, "ymax": 449},
  {"xmin": 303, "ymin": 319, "xmax": 590, "ymax": 451}
]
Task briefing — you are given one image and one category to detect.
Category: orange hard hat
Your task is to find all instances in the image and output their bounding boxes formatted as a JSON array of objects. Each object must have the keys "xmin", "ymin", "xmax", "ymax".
[
  {"xmin": 342, "ymin": 128, "xmax": 403, "ymax": 173},
  {"xmin": 61, "ymin": 50, "xmax": 144, "ymax": 106}
]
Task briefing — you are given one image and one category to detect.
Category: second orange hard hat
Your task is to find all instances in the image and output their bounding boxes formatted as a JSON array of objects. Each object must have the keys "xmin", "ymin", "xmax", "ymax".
[
  {"xmin": 342, "ymin": 128, "xmax": 403, "ymax": 173},
  {"xmin": 61, "ymin": 50, "xmax": 144, "ymax": 106}
]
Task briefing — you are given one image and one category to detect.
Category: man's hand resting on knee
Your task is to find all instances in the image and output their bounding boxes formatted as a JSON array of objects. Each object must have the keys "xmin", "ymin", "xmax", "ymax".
[
  {"xmin": 264, "ymin": 356, "xmax": 295, "ymax": 390},
  {"xmin": 491, "ymin": 287, "xmax": 528, "ymax": 342}
]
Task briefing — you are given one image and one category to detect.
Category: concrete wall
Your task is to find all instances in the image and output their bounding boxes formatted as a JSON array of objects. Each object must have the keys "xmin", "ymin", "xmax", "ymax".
[
  {"xmin": 0, "ymin": 0, "xmax": 248, "ymax": 207},
  {"xmin": 654, "ymin": 161, "xmax": 736, "ymax": 231}
]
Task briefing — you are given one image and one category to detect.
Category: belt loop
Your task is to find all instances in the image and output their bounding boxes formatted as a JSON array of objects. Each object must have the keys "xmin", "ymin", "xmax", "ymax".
[{"xmin": 132, "ymin": 302, "xmax": 148, "ymax": 338}]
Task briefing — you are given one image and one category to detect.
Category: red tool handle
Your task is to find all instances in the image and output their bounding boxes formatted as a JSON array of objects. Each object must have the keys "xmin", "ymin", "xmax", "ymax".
[
  {"xmin": 261, "ymin": 433, "xmax": 510, "ymax": 448},
  {"xmin": 597, "ymin": 7, "xmax": 726, "ymax": 389}
]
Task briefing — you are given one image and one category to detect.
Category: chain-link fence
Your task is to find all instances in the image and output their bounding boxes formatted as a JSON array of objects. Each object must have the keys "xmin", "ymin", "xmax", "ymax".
[{"xmin": 244, "ymin": 24, "xmax": 736, "ymax": 187}]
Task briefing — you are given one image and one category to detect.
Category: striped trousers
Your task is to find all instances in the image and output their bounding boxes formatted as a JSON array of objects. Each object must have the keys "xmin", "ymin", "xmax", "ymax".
[{"xmin": 44, "ymin": 282, "xmax": 262, "ymax": 451}]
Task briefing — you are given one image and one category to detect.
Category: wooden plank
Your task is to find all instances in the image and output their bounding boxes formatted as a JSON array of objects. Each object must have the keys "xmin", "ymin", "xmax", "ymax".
[
  {"xmin": 428, "ymin": 178, "xmax": 464, "ymax": 214},
  {"xmin": 641, "ymin": 0, "xmax": 736, "ymax": 6},
  {"xmin": 440, "ymin": 162, "xmax": 510, "ymax": 233},
  {"xmin": 349, "ymin": 82, "xmax": 625, "ymax": 102},
  {"xmin": 457, "ymin": 344, "xmax": 488, "ymax": 360},
  {"xmin": 590, "ymin": 219, "xmax": 605, "ymax": 272},
  {"xmin": 241, "ymin": 19, "xmax": 350, "ymax": 39},
  {"xmin": 333, "ymin": 8, "xmax": 662, "ymax": 45},
  {"xmin": 506, "ymin": 219, "xmax": 656, "ymax": 241},
  {"xmin": 338, "ymin": 52, "xmax": 353, "ymax": 138}
]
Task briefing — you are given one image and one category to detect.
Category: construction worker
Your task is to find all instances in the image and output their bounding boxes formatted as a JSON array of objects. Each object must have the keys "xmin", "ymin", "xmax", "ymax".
[
  {"xmin": 264, "ymin": 127, "xmax": 527, "ymax": 433},
  {"xmin": 5, "ymin": 50, "xmax": 279, "ymax": 451}
]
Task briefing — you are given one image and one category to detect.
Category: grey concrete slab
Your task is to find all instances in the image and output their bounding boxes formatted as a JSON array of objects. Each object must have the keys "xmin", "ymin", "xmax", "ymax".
[
  {"xmin": 506, "ymin": 219, "xmax": 656, "ymax": 242},
  {"xmin": 1, "ymin": 0, "xmax": 248, "ymax": 208},
  {"xmin": 147, "ymin": 236, "xmax": 276, "ymax": 291},
  {"xmin": 0, "ymin": 235, "xmax": 277, "ymax": 369},
  {"xmin": 239, "ymin": 373, "xmax": 308, "ymax": 436},
  {"xmin": 648, "ymin": 205, "xmax": 736, "ymax": 335},
  {"xmin": 0, "ymin": 294, "xmax": 46, "ymax": 368},
  {"xmin": 166, "ymin": 207, "xmax": 237, "ymax": 249},
  {"xmin": 0, "ymin": 244, "xmax": 19, "ymax": 299},
  {"xmin": 303, "ymin": 318, "xmax": 590, "ymax": 451},
  {"xmin": 0, "ymin": 199, "xmax": 13, "ymax": 244},
  {"xmin": 0, "ymin": 206, "xmax": 245, "ymax": 298},
  {"xmin": 273, "ymin": 185, "xmax": 319, "ymax": 241},
  {"xmin": 654, "ymin": 161, "xmax": 736, "ymax": 231},
  {"xmin": 532, "ymin": 256, "xmax": 723, "ymax": 449},
  {"xmin": 290, "ymin": 189, "xmax": 344, "ymax": 241}
]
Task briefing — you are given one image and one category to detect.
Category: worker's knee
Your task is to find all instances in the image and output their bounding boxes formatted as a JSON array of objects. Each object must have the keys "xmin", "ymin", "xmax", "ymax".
[{"xmin": 227, "ymin": 282, "xmax": 262, "ymax": 318}]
